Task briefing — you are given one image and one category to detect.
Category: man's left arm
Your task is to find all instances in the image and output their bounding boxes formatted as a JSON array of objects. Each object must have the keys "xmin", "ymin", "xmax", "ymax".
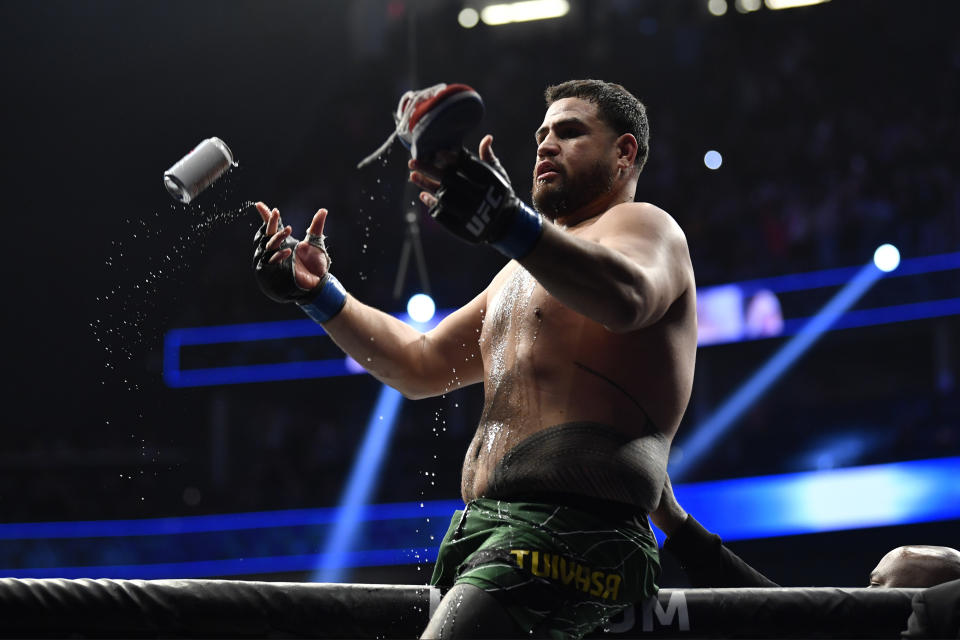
[{"xmin": 521, "ymin": 203, "xmax": 693, "ymax": 333}]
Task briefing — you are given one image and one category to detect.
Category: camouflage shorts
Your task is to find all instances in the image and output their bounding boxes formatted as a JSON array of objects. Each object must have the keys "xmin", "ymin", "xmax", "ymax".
[{"xmin": 430, "ymin": 497, "xmax": 660, "ymax": 640}]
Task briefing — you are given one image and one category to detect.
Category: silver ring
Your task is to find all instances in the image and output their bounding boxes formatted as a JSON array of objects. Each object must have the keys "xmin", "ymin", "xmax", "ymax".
[{"xmin": 305, "ymin": 233, "xmax": 326, "ymax": 250}]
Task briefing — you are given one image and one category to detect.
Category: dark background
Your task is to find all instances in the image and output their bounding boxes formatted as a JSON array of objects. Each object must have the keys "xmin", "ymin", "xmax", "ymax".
[{"xmin": 1, "ymin": 0, "xmax": 957, "ymax": 588}]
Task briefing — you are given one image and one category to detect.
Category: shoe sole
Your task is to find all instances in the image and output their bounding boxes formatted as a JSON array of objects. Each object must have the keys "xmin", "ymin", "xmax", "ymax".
[{"xmin": 408, "ymin": 88, "xmax": 485, "ymax": 163}]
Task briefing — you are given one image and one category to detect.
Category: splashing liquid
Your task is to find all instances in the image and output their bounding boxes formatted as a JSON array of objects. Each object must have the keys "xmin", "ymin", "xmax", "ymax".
[{"xmin": 93, "ymin": 164, "xmax": 252, "ymax": 509}]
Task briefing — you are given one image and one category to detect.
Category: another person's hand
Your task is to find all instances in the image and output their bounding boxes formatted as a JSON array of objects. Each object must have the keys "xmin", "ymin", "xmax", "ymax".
[
  {"xmin": 253, "ymin": 202, "xmax": 333, "ymax": 302},
  {"xmin": 649, "ymin": 474, "xmax": 689, "ymax": 537}
]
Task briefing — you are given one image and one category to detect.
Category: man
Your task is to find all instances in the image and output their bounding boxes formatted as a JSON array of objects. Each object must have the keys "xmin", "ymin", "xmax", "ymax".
[
  {"xmin": 870, "ymin": 546, "xmax": 960, "ymax": 589},
  {"xmin": 252, "ymin": 80, "xmax": 698, "ymax": 638},
  {"xmin": 651, "ymin": 473, "xmax": 960, "ymax": 590}
]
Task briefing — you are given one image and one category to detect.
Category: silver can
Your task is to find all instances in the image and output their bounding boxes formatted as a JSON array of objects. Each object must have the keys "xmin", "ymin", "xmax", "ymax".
[{"xmin": 163, "ymin": 137, "xmax": 235, "ymax": 204}]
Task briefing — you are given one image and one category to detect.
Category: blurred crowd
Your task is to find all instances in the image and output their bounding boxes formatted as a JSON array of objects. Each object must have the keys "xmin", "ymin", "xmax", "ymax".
[
  {"xmin": 5, "ymin": 1, "xmax": 957, "ymax": 537},
  {"xmin": 176, "ymin": 0, "xmax": 959, "ymax": 510}
]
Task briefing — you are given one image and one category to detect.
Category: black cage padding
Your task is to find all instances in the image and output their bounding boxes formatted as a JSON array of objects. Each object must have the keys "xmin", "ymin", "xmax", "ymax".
[
  {"xmin": 586, "ymin": 587, "xmax": 919, "ymax": 638},
  {"xmin": 0, "ymin": 579, "xmax": 920, "ymax": 638},
  {"xmin": 0, "ymin": 579, "xmax": 433, "ymax": 638}
]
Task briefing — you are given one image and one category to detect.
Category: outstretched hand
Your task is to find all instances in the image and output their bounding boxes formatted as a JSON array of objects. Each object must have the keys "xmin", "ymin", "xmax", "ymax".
[{"xmin": 255, "ymin": 202, "xmax": 332, "ymax": 290}]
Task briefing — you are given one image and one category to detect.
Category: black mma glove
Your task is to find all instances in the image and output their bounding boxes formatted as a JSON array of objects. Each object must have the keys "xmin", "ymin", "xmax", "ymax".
[
  {"xmin": 430, "ymin": 151, "xmax": 543, "ymax": 259},
  {"xmin": 252, "ymin": 216, "xmax": 346, "ymax": 324}
]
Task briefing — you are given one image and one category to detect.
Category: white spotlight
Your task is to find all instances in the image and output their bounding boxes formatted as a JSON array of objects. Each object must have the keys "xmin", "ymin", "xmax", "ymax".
[
  {"xmin": 707, "ymin": 0, "xmax": 728, "ymax": 16},
  {"xmin": 480, "ymin": 0, "xmax": 569, "ymax": 26},
  {"xmin": 704, "ymin": 150, "xmax": 723, "ymax": 170},
  {"xmin": 765, "ymin": 0, "xmax": 830, "ymax": 9},
  {"xmin": 407, "ymin": 293, "xmax": 436, "ymax": 323},
  {"xmin": 458, "ymin": 8, "xmax": 480, "ymax": 28},
  {"xmin": 873, "ymin": 244, "xmax": 900, "ymax": 273}
]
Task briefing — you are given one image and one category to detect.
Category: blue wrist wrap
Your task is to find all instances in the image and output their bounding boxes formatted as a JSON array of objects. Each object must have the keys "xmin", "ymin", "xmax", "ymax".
[
  {"xmin": 491, "ymin": 202, "xmax": 543, "ymax": 260},
  {"xmin": 297, "ymin": 273, "xmax": 348, "ymax": 324}
]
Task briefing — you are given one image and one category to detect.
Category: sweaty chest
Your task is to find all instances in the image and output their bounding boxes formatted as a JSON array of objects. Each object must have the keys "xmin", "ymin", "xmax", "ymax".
[{"xmin": 480, "ymin": 267, "xmax": 541, "ymax": 378}]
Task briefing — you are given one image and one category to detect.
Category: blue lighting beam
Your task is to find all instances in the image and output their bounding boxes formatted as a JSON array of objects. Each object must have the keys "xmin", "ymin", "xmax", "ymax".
[
  {"xmin": 312, "ymin": 385, "xmax": 405, "ymax": 582},
  {"xmin": 663, "ymin": 456, "xmax": 960, "ymax": 545},
  {"xmin": 163, "ymin": 251, "xmax": 960, "ymax": 388},
  {"xmin": 670, "ymin": 261, "xmax": 887, "ymax": 481},
  {"xmin": 311, "ymin": 311, "xmax": 444, "ymax": 583},
  {"xmin": 2, "ymin": 457, "xmax": 956, "ymax": 579}
]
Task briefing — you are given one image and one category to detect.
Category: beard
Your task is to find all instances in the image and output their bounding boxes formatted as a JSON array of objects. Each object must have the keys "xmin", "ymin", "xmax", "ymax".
[{"xmin": 531, "ymin": 159, "xmax": 616, "ymax": 220}]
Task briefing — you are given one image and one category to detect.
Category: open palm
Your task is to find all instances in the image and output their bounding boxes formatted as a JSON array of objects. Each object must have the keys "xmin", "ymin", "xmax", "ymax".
[{"xmin": 255, "ymin": 202, "xmax": 331, "ymax": 291}]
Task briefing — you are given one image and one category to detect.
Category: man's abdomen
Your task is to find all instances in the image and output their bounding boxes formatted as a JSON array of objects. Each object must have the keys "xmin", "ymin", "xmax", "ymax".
[{"xmin": 463, "ymin": 421, "xmax": 670, "ymax": 513}]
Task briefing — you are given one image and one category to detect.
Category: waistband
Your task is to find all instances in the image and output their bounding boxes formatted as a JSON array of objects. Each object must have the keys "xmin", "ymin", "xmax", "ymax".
[{"xmin": 485, "ymin": 421, "xmax": 669, "ymax": 515}]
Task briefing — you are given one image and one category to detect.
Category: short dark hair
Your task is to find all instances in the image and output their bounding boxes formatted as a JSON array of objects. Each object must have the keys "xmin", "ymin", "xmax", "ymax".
[{"xmin": 544, "ymin": 79, "xmax": 649, "ymax": 172}]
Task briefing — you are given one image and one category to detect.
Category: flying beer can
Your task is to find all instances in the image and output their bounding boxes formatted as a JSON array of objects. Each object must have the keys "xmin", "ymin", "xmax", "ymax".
[{"xmin": 163, "ymin": 137, "xmax": 235, "ymax": 203}]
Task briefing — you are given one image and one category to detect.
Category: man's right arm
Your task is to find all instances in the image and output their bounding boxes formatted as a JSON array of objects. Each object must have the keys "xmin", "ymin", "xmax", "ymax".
[
  {"xmin": 322, "ymin": 289, "xmax": 486, "ymax": 399},
  {"xmin": 253, "ymin": 201, "xmax": 485, "ymax": 400}
]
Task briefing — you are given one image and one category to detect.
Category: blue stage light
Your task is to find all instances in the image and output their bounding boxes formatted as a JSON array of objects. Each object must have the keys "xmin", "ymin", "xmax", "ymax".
[
  {"xmin": 3, "ymin": 457, "xmax": 957, "ymax": 578},
  {"xmin": 312, "ymin": 385, "xmax": 405, "ymax": 583},
  {"xmin": 670, "ymin": 261, "xmax": 887, "ymax": 481},
  {"xmin": 310, "ymin": 309, "xmax": 446, "ymax": 583},
  {"xmin": 162, "ymin": 251, "xmax": 960, "ymax": 388},
  {"xmin": 658, "ymin": 456, "xmax": 960, "ymax": 546},
  {"xmin": 0, "ymin": 499, "xmax": 462, "ymax": 541}
]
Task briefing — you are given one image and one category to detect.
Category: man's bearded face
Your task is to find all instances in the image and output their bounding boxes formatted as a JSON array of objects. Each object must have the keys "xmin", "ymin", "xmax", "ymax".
[{"xmin": 532, "ymin": 158, "xmax": 616, "ymax": 220}]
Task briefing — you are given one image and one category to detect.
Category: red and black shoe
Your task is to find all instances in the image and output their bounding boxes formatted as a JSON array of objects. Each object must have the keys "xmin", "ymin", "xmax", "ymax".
[{"xmin": 357, "ymin": 83, "xmax": 484, "ymax": 169}]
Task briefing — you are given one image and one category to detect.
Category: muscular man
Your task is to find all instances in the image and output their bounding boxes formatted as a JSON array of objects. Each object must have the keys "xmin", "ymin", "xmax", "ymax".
[{"xmin": 252, "ymin": 80, "xmax": 697, "ymax": 638}]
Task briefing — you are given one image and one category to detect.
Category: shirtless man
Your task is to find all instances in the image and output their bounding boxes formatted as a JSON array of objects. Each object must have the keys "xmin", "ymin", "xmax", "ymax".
[{"xmin": 251, "ymin": 80, "xmax": 697, "ymax": 638}]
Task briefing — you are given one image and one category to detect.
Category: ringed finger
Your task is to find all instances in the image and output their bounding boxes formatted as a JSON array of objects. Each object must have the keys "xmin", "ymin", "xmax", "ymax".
[
  {"xmin": 268, "ymin": 247, "xmax": 293, "ymax": 264},
  {"xmin": 410, "ymin": 170, "xmax": 441, "ymax": 192},
  {"xmin": 266, "ymin": 225, "xmax": 292, "ymax": 251}
]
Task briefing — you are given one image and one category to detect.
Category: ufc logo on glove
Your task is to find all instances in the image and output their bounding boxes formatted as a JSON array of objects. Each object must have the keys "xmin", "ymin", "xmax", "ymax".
[{"xmin": 466, "ymin": 186, "xmax": 504, "ymax": 237}]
